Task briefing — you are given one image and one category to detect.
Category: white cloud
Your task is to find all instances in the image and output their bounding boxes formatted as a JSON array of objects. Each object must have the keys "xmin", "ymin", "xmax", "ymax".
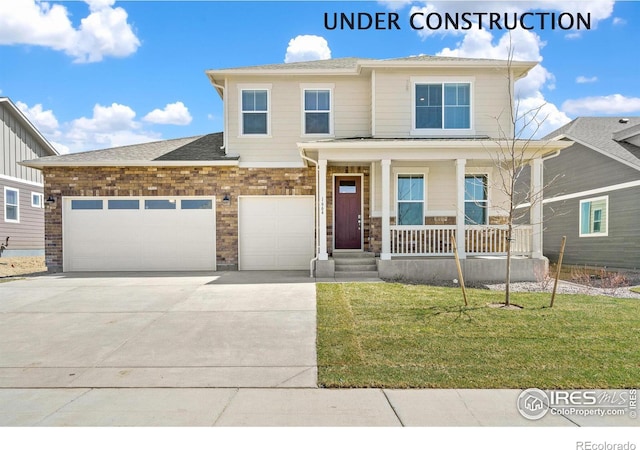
[
  {"xmin": 576, "ymin": 75, "xmax": 598, "ymax": 84},
  {"xmin": 562, "ymin": 95, "xmax": 640, "ymax": 116},
  {"xmin": 143, "ymin": 102, "xmax": 192, "ymax": 125},
  {"xmin": 435, "ymin": 28, "xmax": 569, "ymax": 138},
  {"xmin": 0, "ymin": 0, "xmax": 140, "ymax": 63},
  {"xmin": 16, "ymin": 101, "xmax": 60, "ymax": 135},
  {"xmin": 16, "ymin": 100, "xmax": 163, "ymax": 153},
  {"xmin": 284, "ymin": 35, "xmax": 331, "ymax": 63},
  {"xmin": 613, "ymin": 17, "xmax": 626, "ymax": 26}
]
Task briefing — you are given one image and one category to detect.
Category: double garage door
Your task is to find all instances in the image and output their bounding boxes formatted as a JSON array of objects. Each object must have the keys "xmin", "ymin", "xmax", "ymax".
[{"xmin": 63, "ymin": 195, "xmax": 314, "ymax": 272}]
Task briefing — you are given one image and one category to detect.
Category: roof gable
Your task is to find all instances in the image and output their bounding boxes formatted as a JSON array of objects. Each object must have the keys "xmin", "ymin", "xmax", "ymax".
[
  {"xmin": 0, "ymin": 97, "xmax": 58, "ymax": 156},
  {"xmin": 544, "ymin": 117, "xmax": 640, "ymax": 171}
]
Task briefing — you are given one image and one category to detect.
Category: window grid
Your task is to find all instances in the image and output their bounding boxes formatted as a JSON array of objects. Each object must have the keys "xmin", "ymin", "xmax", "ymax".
[
  {"xmin": 4, "ymin": 187, "xmax": 19, "ymax": 222},
  {"xmin": 397, "ymin": 175, "xmax": 424, "ymax": 226},
  {"xmin": 241, "ymin": 89, "xmax": 268, "ymax": 135},
  {"xmin": 464, "ymin": 175, "xmax": 488, "ymax": 225},
  {"xmin": 415, "ymin": 82, "xmax": 471, "ymax": 130},
  {"xmin": 304, "ymin": 89, "xmax": 331, "ymax": 135},
  {"xmin": 579, "ymin": 196, "xmax": 608, "ymax": 237}
]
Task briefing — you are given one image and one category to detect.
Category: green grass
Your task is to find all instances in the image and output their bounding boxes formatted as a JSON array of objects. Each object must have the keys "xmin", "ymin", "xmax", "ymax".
[
  {"xmin": 631, "ymin": 287, "xmax": 640, "ymax": 294},
  {"xmin": 317, "ymin": 283, "xmax": 640, "ymax": 389}
]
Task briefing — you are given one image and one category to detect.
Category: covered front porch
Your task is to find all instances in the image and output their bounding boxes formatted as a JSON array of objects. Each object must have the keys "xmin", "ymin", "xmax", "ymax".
[{"xmin": 299, "ymin": 138, "xmax": 565, "ymax": 282}]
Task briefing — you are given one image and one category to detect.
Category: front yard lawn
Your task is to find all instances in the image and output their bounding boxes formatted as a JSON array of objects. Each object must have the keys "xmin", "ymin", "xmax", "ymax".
[{"xmin": 316, "ymin": 283, "xmax": 640, "ymax": 389}]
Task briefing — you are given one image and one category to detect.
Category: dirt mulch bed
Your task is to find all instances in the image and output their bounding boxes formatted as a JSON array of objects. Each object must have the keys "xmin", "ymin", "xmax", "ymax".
[{"xmin": 0, "ymin": 256, "xmax": 48, "ymax": 278}]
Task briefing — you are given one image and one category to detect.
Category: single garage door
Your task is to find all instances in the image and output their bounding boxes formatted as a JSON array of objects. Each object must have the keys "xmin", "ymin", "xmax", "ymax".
[
  {"xmin": 239, "ymin": 196, "xmax": 314, "ymax": 270},
  {"xmin": 63, "ymin": 196, "xmax": 216, "ymax": 271}
]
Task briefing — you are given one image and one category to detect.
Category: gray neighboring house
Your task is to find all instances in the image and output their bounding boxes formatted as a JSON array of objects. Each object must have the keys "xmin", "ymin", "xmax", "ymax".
[
  {"xmin": 541, "ymin": 117, "xmax": 640, "ymax": 270},
  {"xmin": 1, "ymin": 97, "xmax": 59, "ymax": 256}
]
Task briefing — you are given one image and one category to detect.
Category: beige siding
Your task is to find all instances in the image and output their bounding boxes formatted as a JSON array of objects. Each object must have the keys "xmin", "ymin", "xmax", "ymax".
[
  {"xmin": 1, "ymin": 103, "xmax": 50, "ymax": 184},
  {"xmin": 373, "ymin": 68, "xmax": 513, "ymax": 139},
  {"xmin": 226, "ymin": 76, "xmax": 371, "ymax": 164},
  {"xmin": 371, "ymin": 160, "xmax": 511, "ymax": 219}
]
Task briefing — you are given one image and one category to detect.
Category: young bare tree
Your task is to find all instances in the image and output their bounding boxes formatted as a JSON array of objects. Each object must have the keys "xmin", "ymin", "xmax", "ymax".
[{"xmin": 482, "ymin": 42, "xmax": 558, "ymax": 306}]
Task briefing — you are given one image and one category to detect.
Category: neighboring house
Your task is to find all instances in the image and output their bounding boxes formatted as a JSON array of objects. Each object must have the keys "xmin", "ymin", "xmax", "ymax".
[
  {"xmin": 23, "ymin": 56, "xmax": 567, "ymax": 280},
  {"xmin": 1, "ymin": 97, "xmax": 58, "ymax": 257},
  {"xmin": 541, "ymin": 117, "xmax": 640, "ymax": 270}
]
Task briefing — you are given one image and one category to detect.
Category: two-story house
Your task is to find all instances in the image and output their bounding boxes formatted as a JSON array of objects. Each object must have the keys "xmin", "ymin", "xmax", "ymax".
[
  {"xmin": 24, "ymin": 56, "xmax": 567, "ymax": 280},
  {"xmin": 1, "ymin": 97, "xmax": 58, "ymax": 257}
]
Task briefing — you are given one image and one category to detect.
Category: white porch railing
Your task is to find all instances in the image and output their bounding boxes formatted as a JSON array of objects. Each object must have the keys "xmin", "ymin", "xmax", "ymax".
[{"xmin": 390, "ymin": 224, "xmax": 533, "ymax": 257}]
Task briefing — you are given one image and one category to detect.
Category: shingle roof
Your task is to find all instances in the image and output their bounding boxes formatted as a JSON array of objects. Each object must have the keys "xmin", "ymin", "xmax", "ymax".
[
  {"xmin": 207, "ymin": 54, "xmax": 535, "ymax": 74},
  {"xmin": 543, "ymin": 117, "xmax": 640, "ymax": 169},
  {"xmin": 22, "ymin": 132, "xmax": 237, "ymax": 168}
]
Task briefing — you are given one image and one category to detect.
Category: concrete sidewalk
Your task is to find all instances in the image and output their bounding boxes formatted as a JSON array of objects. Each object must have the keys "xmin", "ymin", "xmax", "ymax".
[{"xmin": 2, "ymin": 387, "xmax": 636, "ymax": 426}]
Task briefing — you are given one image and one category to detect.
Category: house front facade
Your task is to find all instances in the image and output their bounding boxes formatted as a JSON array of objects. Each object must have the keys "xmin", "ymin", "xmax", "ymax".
[
  {"xmin": 1, "ymin": 97, "xmax": 58, "ymax": 257},
  {"xmin": 25, "ymin": 56, "xmax": 567, "ymax": 280}
]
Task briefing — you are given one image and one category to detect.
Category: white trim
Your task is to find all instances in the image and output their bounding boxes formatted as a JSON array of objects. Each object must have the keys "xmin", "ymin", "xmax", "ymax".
[
  {"xmin": 579, "ymin": 195, "xmax": 609, "ymax": 238},
  {"xmin": 394, "ymin": 171, "xmax": 428, "ymax": 226},
  {"xmin": 238, "ymin": 161, "xmax": 306, "ymax": 168},
  {"xmin": 332, "ymin": 173, "xmax": 364, "ymax": 251},
  {"xmin": 300, "ymin": 83, "xmax": 334, "ymax": 137},
  {"xmin": 464, "ymin": 171, "xmax": 490, "ymax": 225},
  {"xmin": 371, "ymin": 70, "xmax": 376, "ymax": 137},
  {"xmin": 410, "ymin": 76, "xmax": 475, "ymax": 136},
  {"xmin": 4, "ymin": 186, "xmax": 19, "ymax": 223},
  {"xmin": 238, "ymin": 84, "xmax": 272, "ymax": 137},
  {"xmin": 0, "ymin": 174, "xmax": 44, "ymax": 187},
  {"xmin": 31, "ymin": 192, "xmax": 44, "ymax": 208},
  {"xmin": 22, "ymin": 160, "xmax": 239, "ymax": 169},
  {"xmin": 516, "ymin": 179, "xmax": 640, "ymax": 208}
]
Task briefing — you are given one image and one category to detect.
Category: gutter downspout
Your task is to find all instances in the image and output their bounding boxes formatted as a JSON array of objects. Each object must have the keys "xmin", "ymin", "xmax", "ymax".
[
  {"xmin": 299, "ymin": 148, "xmax": 319, "ymax": 278},
  {"xmin": 210, "ymin": 79, "xmax": 228, "ymax": 152}
]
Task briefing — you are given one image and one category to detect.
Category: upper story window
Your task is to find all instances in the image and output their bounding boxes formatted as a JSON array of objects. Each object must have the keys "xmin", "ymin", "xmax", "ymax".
[
  {"xmin": 579, "ymin": 196, "xmax": 608, "ymax": 237},
  {"xmin": 240, "ymin": 88, "xmax": 269, "ymax": 135},
  {"xmin": 464, "ymin": 175, "xmax": 488, "ymax": 225},
  {"xmin": 412, "ymin": 78, "xmax": 473, "ymax": 135},
  {"xmin": 303, "ymin": 89, "xmax": 332, "ymax": 135}
]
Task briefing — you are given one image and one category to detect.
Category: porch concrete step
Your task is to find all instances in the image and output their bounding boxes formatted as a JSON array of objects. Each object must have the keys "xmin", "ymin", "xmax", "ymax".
[
  {"xmin": 335, "ymin": 264, "xmax": 378, "ymax": 272},
  {"xmin": 332, "ymin": 252, "xmax": 375, "ymax": 259},
  {"xmin": 333, "ymin": 257, "xmax": 376, "ymax": 266},
  {"xmin": 335, "ymin": 271, "xmax": 382, "ymax": 279}
]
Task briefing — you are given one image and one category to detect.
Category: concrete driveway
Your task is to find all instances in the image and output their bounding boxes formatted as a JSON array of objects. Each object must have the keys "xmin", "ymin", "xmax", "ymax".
[{"xmin": 0, "ymin": 271, "xmax": 317, "ymax": 388}]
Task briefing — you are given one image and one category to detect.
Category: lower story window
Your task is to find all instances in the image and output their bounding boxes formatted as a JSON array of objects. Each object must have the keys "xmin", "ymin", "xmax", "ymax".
[
  {"xmin": 464, "ymin": 175, "xmax": 488, "ymax": 225},
  {"xmin": 4, "ymin": 187, "xmax": 19, "ymax": 222},
  {"xmin": 397, "ymin": 174, "xmax": 424, "ymax": 225},
  {"xmin": 580, "ymin": 196, "xmax": 608, "ymax": 236}
]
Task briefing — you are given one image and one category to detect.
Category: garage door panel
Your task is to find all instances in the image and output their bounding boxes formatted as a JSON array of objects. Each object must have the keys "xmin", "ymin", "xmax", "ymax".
[
  {"xmin": 64, "ymin": 196, "xmax": 216, "ymax": 272},
  {"xmin": 239, "ymin": 196, "xmax": 314, "ymax": 270}
]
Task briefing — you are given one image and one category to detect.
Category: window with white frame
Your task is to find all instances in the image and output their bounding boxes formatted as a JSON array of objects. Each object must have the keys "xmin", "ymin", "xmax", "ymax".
[
  {"xmin": 32, "ymin": 192, "xmax": 44, "ymax": 208},
  {"xmin": 4, "ymin": 187, "xmax": 19, "ymax": 222},
  {"xmin": 241, "ymin": 89, "xmax": 269, "ymax": 135},
  {"xmin": 579, "ymin": 196, "xmax": 608, "ymax": 237},
  {"xmin": 464, "ymin": 175, "xmax": 488, "ymax": 225},
  {"xmin": 303, "ymin": 89, "xmax": 331, "ymax": 135},
  {"xmin": 414, "ymin": 82, "xmax": 471, "ymax": 131},
  {"xmin": 397, "ymin": 175, "xmax": 424, "ymax": 225}
]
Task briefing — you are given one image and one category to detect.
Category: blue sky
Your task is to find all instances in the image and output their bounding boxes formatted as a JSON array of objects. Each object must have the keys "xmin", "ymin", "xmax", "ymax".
[{"xmin": 1, "ymin": 0, "xmax": 639, "ymax": 154}]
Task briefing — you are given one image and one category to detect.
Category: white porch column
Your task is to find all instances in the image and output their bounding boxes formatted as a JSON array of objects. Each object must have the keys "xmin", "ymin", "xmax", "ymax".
[
  {"xmin": 318, "ymin": 159, "xmax": 329, "ymax": 261},
  {"xmin": 530, "ymin": 158, "xmax": 543, "ymax": 259},
  {"xmin": 380, "ymin": 159, "xmax": 391, "ymax": 260},
  {"xmin": 455, "ymin": 159, "xmax": 466, "ymax": 259}
]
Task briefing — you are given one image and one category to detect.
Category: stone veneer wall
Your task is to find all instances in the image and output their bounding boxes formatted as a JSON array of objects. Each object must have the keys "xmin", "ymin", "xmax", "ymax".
[{"xmin": 43, "ymin": 166, "xmax": 315, "ymax": 271}]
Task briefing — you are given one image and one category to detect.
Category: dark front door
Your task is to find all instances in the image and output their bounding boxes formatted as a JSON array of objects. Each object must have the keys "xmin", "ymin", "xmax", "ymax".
[{"xmin": 335, "ymin": 176, "xmax": 362, "ymax": 249}]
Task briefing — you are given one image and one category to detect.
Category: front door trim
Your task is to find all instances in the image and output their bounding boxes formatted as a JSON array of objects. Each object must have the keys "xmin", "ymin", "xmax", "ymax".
[{"xmin": 332, "ymin": 173, "xmax": 364, "ymax": 252}]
